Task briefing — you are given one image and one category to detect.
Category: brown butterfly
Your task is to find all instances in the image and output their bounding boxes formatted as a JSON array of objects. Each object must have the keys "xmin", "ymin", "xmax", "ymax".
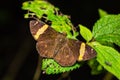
[{"xmin": 29, "ymin": 20, "xmax": 96, "ymax": 66}]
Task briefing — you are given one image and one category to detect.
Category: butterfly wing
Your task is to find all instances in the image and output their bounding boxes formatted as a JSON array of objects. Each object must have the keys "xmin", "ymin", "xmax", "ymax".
[
  {"xmin": 54, "ymin": 39, "xmax": 81, "ymax": 66},
  {"xmin": 36, "ymin": 27, "xmax": 59, "ymax": 58},
  {"xmin": 82, "ymin": 45, "xmax": 96, "ymax": 60},
  {"xmin": 29, "ymin": 20, "xmax": 45, "ymax": 40}
]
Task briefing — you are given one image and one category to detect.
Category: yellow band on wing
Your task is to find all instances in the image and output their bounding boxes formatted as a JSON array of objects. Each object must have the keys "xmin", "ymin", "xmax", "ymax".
[
  {"xmin": 78, "ymin": 43, "xmax": 86, "ymax": 61},
  {"xmin": 33, "ymin": 24, "xmax": 48, "ymax": 40}
]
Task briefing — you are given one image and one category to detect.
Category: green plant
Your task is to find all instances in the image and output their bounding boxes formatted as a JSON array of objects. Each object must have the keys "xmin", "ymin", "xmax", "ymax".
[{"xmin": 22, "ymin": 0, "xmax": 120, "ymax": 79}]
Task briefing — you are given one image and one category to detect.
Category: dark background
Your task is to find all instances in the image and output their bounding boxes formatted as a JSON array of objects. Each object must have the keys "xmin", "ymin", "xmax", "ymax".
[{"xmin": 0, "ymin": 0, "xmax": 120, "ymax": 80}]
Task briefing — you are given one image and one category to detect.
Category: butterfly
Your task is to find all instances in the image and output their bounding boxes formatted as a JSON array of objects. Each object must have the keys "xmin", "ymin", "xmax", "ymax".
[{"xmin": 29, "ymin": 20, "xmax": 96, "ymax": 66}]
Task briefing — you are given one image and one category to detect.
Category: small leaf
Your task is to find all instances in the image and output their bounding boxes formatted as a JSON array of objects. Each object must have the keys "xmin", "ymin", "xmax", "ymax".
[
  {"xmin": 79, "ymin": 25, "xmax": 92, "ymax": 42},
  {"xmin": 98, "ymin": 9, "xmax": 108, "ymax": 17},
  {"xmin": 42, "ymin": 59, "xmax": 81, "ymax": 74},
  {"xmin": 91, "ymin": 42, "xmax": 120, "ymax": 79},
  {"xmin": 92, "ymin": 14, "xmax": 120, "ymax": 46}
]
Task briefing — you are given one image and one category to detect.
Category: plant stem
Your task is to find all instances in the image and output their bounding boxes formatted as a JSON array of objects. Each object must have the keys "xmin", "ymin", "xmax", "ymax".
[{"xmin": 33, "ymin": 56, "xmax": 42, "ymax": 80}]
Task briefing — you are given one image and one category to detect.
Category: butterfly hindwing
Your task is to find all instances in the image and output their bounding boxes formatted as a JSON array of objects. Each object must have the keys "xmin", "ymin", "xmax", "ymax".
[
  {"xmin": 54, "ymin": 39, "xmax": 81, "ymax": 66},
  {"xmin": 36, "ymin": 27, "xmax": 59, "ymax": 58}
]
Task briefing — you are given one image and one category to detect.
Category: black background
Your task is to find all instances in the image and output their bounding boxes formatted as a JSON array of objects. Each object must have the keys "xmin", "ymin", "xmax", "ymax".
[{"xmin": 0, "ymin": 0, "xmax": 120, "ymax": 80}]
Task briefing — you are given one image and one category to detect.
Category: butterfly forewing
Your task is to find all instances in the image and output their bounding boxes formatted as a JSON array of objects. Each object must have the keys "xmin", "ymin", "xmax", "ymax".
[
  {"xmin": 82, "ymin": 45, "xmax": 96, "ymax": 60},
  {"xmin": 30, "ymin": 20, "xmax": 45, "ymax": 37}
]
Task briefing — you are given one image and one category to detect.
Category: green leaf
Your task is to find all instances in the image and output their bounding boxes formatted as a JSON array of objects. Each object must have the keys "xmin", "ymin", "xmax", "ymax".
[
  {"xmin": 79, "ymin": 25, "xmax": 92, "ymax": 42},
  {"xmin": 91, "ymin": 42, "xmax": 120, "ymax": 79},
  {"xmin": 98, "ymin": 9, "xmax": 108, "ymax": 17},
  {"xmin": 92, "ymin": 14, "xmax": 120, "ymax": 46},
  {"xmin": 22, "ymin": 0, "xmax": 78, "ymax": 40},
  {"xmin": 22, "ymin": 0, "xmax": 55, "ymax": 18},
  {"xmin": 42, "ymin": 59, "xmax": 81, "ymax": 74}
]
